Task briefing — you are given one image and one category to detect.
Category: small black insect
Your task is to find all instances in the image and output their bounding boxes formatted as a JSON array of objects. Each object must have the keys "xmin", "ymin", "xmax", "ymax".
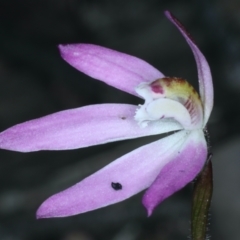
[{"xmin": 111, "ymin": 182, "xmax": 122, "ymax": 190}]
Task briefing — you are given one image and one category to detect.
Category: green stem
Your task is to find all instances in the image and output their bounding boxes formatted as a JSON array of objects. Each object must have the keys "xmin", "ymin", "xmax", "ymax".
[{"xmin": 191, "ymin": 153, "xmax": 213, "ymax": 240}]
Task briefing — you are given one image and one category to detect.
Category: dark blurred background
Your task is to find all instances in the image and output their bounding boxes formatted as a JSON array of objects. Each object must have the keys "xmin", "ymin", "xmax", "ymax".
[{"xmin": 0, "ymin": 0, "xmax": 239, "ymax": 239}]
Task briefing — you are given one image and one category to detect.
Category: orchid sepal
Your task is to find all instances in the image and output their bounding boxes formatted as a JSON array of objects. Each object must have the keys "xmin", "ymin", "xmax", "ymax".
[
  {"xmin": 165, "ymin": 11, "xmax": 213, "ymax": 125},
  {"xmin": 59, "ymin": 44, "xmax": 164, "ymax": 97},
  {"xmin": 0, "ymin": 104, "xmax": 182, "ymax": 152},
  {"xmin": 142, "ymin": 129, "xmax": 207, "ymax": 216}
]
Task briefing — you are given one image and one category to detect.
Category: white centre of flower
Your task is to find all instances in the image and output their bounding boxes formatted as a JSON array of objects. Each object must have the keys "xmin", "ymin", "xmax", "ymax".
[{"xmin": 134, "ymin": 77, "xmax": 203, "ymax": 130}]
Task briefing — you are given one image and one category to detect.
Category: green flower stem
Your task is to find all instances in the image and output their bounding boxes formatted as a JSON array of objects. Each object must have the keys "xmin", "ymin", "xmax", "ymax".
[{"xmin": 191, "ymin": 153, "xmax": 213, "ymax": 240}]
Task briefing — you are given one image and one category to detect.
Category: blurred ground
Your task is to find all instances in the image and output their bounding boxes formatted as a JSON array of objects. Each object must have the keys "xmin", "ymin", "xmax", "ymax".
[{"xmin": 0, "ymin": 0, "xmax": 239, "ymax": 239}]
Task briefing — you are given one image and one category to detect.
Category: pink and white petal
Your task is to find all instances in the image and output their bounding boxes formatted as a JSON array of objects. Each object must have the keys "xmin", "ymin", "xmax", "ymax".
[
  {"xmin": 142, "ymin": 129, "xmax": 207, "ymax": 216},
  {"xmin": 165, "ymin": 11, "xmax": 213, "ymax": 125},
  {"xmin": 36, "ymin": 130, "xmax": 189, "ymax": 218},
  {"xmin": 0, "ymin": 104, "xmax": 182, "ymax": 152},
  {"xmin": 59, "ymin": 44, "xmax": 164, "ymax": 97}
]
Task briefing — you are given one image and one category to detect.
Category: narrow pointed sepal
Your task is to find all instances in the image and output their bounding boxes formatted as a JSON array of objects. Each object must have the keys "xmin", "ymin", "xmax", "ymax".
[
  {"xmin": 36, "ymin": 131, "xmax": 189, "ymax": 218},
  {"xmin": 142, "ymin": 129, "xmax": 207, "ymax": 216},
  {"xmin": 165, "ymin": 11, "xmax": 213, "ymax": 125},
  {"xmin": 0, "ymin": 104, "xmax": 182, "ymax": 152},
  {"xmin": 59, "ymin": 44, "xmax": 164, "ymax": 97}
]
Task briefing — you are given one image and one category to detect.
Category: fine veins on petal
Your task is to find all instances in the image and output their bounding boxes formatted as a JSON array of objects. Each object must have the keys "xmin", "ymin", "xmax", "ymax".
[
  {"xmin": 59, "ymin": 44, "xmax": 164, "ymax": 97},
  {"xmin": 37, "ymin": 130, "xmax": 189, "ymax": 218},
  {"xmin": 165, "ymin": 11, "xmax": 213, "ymax": 125},
  {"xmin": 0, "ymin": 104, "xmax": 182, "ymax": 152},
  {"xmin": 142, "ymin": 129, "xmax": 207, "ymax": 216}
]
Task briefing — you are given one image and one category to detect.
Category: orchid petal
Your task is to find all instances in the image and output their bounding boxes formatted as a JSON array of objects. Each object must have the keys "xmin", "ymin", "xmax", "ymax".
[
  {"xmin": 142, "ymin": 129, "xmax": 207, "ymax": 216},
  {"xmin": 0, "ymin": 104, "xmax": 182, "ymax": 152},
  {"xmin": 36, "ymin": 130, "xmax": 189, "ymax": 218},
  {"xmin": 165, "ymin": 11, "xmax": 213, "ymax": 125},
  {"xmin": 59, "ymin": 44, "xmax": 164, "ymax": 97}
]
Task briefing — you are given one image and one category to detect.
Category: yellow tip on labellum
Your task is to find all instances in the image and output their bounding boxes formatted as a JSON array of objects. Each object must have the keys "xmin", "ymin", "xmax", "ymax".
[{"xmin": 150, "ymin": 77, "xmax": 200, "ymax": 103}]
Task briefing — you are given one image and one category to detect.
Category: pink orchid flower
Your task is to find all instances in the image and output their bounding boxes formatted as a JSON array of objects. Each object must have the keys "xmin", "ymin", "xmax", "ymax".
[{"xmin": 0, "ymin": 11, "xmax": 213, "ymax": 218}]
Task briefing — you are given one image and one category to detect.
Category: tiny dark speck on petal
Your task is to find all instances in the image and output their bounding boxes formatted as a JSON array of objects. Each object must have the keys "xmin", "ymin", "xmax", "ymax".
[
  {"xmin": 120, "ymin": 116, "xmax": 126, "ymax": 120},
  {"xmin": 111, "ymin": 182, "xmax": 122, "ymax": 190}
]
